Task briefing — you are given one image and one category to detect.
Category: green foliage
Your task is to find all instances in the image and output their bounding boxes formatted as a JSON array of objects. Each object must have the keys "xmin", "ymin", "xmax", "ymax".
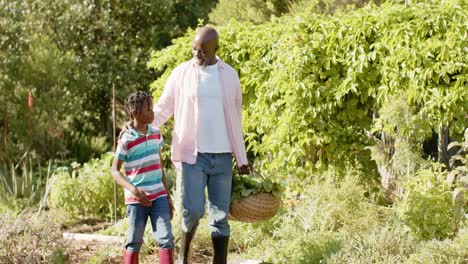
[
  {"xmin": 209, "ymin": 0, "xmax": 278, "ymax": 25},
  {"xmin": 261, "ymin": 231, "xmax": 343, "ymax": 264},
  {"xmin": 63, "ymin": 132, "xmax": 110, "ymax": 164},
  {"xmin": 407, "ymin": 226, "xmax": 468, "ymax": 263},
  {"xmin": 447, "ymin": 128, "xmax": 468, "ymax": 187},
  {"xmin": 231, "ymin": 172, "xmax": 282, "ymax": 202},
  {"xmin": 290, "ymin": 0, "xmax": 391, "ymax": 15},
  {"xmin": 0, "ymin": 153, "xmax": 48, "ymax": 214},
  {"xmin": 0, "ymin": 0, "xmax": 217, "ymax": 162},
  {"xmin": 242, "ymin": 166, "xmax": 383, "ymax": 262},
  {"xmin": 49, "ymin": 153, "xmax": 125, "ymax": 220},
  {"xmin": 374, "ymin": 93, "xmax": 433, "ymax": 142},
  {"xmin": 326, "ymin": 222, "xmax": 417, "ymax": 263},
  {"xmin": 150, "ymin": 1, "xmax": 468, "ymax": 186},
  {"xmin": 209, "ymin": 0, "xmax": 390, "ymax": 26},
  {"xmin": 397, "ymin": 164, "xmax": 466, "ymax": 240},
  {"xmin": 370, "ymin": 92, "xmax": 434, "ymax": 188}
]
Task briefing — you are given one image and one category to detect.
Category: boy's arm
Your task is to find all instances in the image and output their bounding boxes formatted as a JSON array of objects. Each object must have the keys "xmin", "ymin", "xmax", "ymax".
[
  {"xmin": 111, "ymin": 157, "xmax": 151, "ymax": 206},
  {"xmin": 160, "ymin": 149, "xmax": 174, "ymax": 219}
]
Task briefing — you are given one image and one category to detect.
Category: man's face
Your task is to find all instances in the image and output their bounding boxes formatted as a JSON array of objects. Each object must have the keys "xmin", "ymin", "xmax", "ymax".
[{"xmin": 191, "ymin": 37, "xmax": 217, "ymax": 66}]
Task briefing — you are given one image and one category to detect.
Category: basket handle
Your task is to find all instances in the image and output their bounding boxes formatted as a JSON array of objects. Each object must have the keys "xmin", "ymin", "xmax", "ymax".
[{"xmin": 250, "ymin": 168, "xmax": 266, "ymax": 181}]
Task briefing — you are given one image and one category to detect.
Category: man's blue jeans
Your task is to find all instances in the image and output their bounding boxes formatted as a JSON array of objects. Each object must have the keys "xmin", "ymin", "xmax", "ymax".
[
  {"xmin": 125, "ymin": 196, "xmax": 174, "ymax": 252},
  {"xmin": 181, "ymin": 152, "xmax": 233, "ymax": 238}
]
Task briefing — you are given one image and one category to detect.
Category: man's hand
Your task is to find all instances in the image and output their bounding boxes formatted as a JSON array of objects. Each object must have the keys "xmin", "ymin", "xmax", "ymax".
[
  {"xmin": 238, "ymin": 163, "xmax": 253, "ymax": 175},
  {"xmin": 167, "ymin": 197, "xmax": 174, "ymax": 220},
  {"xmin": 131, "ymin": 187, "xmax": 151, "ymax": 207}
]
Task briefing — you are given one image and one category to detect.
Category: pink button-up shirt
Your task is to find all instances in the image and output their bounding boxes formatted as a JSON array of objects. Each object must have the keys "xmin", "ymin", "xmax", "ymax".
[{"xmin": 153, "ymin": 58, "xmax": 248, "ymax": 169}]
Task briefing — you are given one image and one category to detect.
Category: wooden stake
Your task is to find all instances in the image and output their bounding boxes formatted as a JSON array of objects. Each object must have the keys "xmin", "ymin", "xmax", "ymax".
[
  {"xmin": 112, "ymin": 84, "xmax": 117, "ymax": 222},
  {"xmin": 3, "ymin": 95, "xmax": 6, "ymax": 148}
]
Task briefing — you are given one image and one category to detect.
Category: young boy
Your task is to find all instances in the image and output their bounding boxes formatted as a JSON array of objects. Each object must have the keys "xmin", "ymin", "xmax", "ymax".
[{"xmin": 111, "ymin": 91, "xmax": 174, "ymax": 264}]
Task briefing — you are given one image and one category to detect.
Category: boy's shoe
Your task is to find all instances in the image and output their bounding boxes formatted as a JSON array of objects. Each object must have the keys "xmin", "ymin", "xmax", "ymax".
[
  {"xmin": 159, "ymin": 248, "xmax": 174, "ymax": 264},
  {"xmin": 123, "ymin": 249, "xmax": 139, "ymax": 264}
]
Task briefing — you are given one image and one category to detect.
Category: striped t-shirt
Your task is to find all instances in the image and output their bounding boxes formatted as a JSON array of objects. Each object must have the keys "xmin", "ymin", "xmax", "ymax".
[{"xmin": 115, "ymin": 125, "xmax": 166, "ymax": 205}]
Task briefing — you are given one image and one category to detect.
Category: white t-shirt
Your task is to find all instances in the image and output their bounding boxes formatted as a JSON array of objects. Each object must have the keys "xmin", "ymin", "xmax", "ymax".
[{"xmin": 196, "ymin": 62, "xmax": 232, "ymax": 153}]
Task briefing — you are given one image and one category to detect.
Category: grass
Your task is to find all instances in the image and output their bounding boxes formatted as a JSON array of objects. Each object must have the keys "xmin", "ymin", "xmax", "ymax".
[{"xmin": 2, "ymin": 155, "xmax": 467, "ymax": 263}]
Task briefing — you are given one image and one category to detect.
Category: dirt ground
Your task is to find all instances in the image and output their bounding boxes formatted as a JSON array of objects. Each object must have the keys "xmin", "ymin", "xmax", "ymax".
[
  {"xmin": 1, "ymin": 214, "xmax": 255, "ymax": 264},
  {"xmin": 62, "ymin": 238, "xmax": 243, "ymax": 263}
]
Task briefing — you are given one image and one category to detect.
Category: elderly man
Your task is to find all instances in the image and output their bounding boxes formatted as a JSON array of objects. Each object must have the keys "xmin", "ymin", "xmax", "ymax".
[{"xmin": 153, "ymin": 26, "xmax": 252, "ymax": 264}]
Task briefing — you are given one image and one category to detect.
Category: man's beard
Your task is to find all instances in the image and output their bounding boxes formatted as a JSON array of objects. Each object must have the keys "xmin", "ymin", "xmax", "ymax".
[{"xmin": 196, "ymin": 58, "xmax": 206, "ymax": 67}]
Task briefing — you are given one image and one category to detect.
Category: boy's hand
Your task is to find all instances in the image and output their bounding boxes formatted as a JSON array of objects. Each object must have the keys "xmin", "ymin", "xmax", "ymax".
[
  {"xmin": 132, "ymin": 187, "xmax": 151, "ymax": 207},
  {"xmin": 167, "ymin": 197, "xmax": 174, "ymax": 220}
]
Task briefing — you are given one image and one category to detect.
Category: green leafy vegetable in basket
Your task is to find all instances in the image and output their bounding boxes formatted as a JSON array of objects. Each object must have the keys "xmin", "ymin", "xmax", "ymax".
[{"xmin": 231, "ymin": 171, "xmax": 282, "ymax": 202}]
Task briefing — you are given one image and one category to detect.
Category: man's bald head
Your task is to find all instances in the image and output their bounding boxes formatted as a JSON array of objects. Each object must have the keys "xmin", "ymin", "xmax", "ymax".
[
  {"xmin": 192, "ymin": 26, "xmax": 219, "ymax": 66},
  {"xmin": 194, "ymin": 26, "xmax": 219, "ymax": 46}
]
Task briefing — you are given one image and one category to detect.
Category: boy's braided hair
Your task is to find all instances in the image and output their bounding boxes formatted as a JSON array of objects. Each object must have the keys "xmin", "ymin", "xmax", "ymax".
[{"xmin": 124, "ymin": 91, "xmax": 152, "ymax": 120}]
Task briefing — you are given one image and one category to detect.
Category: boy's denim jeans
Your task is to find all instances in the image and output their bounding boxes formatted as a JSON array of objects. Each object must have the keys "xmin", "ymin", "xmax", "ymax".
[
  {"xmin": 181, "ymin": 152, "xmax": 233, "ymax": 238},
  {"xmin": 125, "ymin": 196, "xmax": 174, "ymax": 252}
]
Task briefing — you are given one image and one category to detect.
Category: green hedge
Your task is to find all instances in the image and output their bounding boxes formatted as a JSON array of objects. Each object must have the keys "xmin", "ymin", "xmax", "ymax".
[
  {"xmin": 148, "ymin": 1, "xmax": 468, "ymax": 184},
  {"xmin": 49, "ymin": 153, "xmax": 125, "ymax": 220}
]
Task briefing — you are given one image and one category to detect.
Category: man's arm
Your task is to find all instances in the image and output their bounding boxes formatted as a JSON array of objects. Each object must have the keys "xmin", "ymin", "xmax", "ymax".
[
  {"xmin": 153, "ymin": 70, "xmax": 177, "ymax": 127},
  {"xmin": 233, "ymin": 70, "xmax": 252, "ymax": 175}
]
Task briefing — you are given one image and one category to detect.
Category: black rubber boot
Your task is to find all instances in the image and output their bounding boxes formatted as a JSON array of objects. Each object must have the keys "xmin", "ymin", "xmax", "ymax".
[
  {"xmin": 177, "ymin": 230, "xmax": 196, "ymax": 264},
  {"xmin": 212, "ymin": 236, "xmax": 229, "ymax": 264}
]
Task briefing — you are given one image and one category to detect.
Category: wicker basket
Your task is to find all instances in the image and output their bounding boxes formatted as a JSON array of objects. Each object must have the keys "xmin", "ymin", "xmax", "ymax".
[{"xmin": 229, "ymin": 192, "xmax": 280, "ymax": 223}]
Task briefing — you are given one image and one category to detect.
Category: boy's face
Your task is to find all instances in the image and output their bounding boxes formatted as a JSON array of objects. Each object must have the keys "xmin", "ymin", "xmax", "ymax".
[{"xmin": 134, "ymin": 98, "xmax": 154, "ymax": 124}]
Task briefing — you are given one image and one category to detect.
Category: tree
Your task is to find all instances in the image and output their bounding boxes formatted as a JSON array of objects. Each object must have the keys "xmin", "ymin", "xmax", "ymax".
[
  {"xmin": 209, "ymin": 0, "xmax": 300, "ymax": 25},
  {"xmin": 0, "ymin": 0, "xmax": 218, "ymax": 161},
  {"xmin": 149, "ymin": 0, "xmax": 468, "ymax": 187}
]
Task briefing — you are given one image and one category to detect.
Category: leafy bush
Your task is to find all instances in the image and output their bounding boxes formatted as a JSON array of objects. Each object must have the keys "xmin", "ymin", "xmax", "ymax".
[
  {"xmin": 326, "ymin": 222, "xmax": 417, "ymax": 264},
  {"xmin": 407, "ymin": 226, "xmax": 468, "ymax": 263},
  {"xmin": 209, "ymin": 0, "xmax": 274, "ymax": 25},
  {"xmin": 149, "ymin": 0, "xmax": 468, "ymax": 185},
  {"xmin": 49, "ymin": 153, "xmax": 125, "ymax": 220},
  {"xmin": 242, "ymin": 166, "xmax": 383, "ymax": 262},
  {"xmin": 397, "ymin": 164, "xmax": 466, "ymax": 240},
  {"xmin": 63, "ymin": 132, "xmax": 110, "ymax": 164}
]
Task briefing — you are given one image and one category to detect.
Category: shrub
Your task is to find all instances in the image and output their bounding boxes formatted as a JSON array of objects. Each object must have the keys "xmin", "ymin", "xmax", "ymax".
[
  {"xmin": 407, "ymin": 226, "xmax": 468, "ymax": 263},
  {"xmin": 326, "ymin": 222, "xmax": 417, "ymax": 264},
  {"xmin": 397, "ymin": 164, "xmax": 466, "ymax": 240},
  {"xmin": 150, "ymin": 0, "xmax": 468, "ymax": 184},
  {"xmin": 242, "ymin": 166, "xmax": 383, "ymax": 262},
  {"xmin": 49, "ymin": 153, "xmax": 125, "ymax": 220}
]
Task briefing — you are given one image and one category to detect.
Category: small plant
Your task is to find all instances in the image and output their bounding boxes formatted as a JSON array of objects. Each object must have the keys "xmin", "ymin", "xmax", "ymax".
[
  {"xmin": 407, "ymin": 225, "xmax": 468, "ymax": 263},
  {"xmin": 397, "ymin": 164, "xmax": 466, "ymax": 240},
  {"xmin": 0, "ymin": 153, "xmax": 49, "ymax": 214},
  {"xmin": 49, "ymin": 152, "xmax": 125, "ymax": 220},
  {"xmin": 231, "ymin": 170, "xmax": 282, "ymax": 202}
]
